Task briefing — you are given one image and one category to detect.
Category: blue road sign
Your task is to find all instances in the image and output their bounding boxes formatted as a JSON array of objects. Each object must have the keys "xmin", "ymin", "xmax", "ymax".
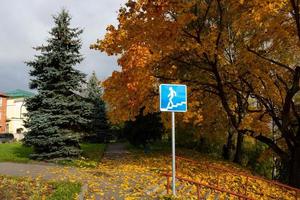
[{"xmin": 160, "ymin": 84, "xmax": 187, "ymax": 112}]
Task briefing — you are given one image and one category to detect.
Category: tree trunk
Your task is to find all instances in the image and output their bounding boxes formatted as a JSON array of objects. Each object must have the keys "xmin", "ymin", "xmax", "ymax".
[
  {"xmin": 233, "ymin": 131, "xmax": 244, "ymax": 164},
  {"xmin": 223, "ymin": 130, "xmax": 234, "ymax": 160},
  {"xmin": 289, "ymin": 143, "xmax": 300, "ymax": 188}
]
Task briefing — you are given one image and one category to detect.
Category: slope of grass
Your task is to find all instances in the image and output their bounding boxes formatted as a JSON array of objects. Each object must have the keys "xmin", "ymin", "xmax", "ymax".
[{"xmin": 124, "ymin": 143, "xmax": 298, "ymax": 199}]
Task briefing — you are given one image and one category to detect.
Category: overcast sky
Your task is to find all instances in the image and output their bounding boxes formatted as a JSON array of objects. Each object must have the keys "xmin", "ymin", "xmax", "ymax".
[{"xmin": 0, "ymin": 0, "xmax": 126, "ymax": 92}]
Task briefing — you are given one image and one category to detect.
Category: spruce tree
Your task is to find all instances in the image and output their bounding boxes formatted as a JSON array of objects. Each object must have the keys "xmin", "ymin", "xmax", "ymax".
[
  {"xmin": 85, "ymin": 72, "xmax": 109, "ymax": 138},
  {"xmin": 24, "ymin": 10, "xmax": 90, "ymax": 160}
]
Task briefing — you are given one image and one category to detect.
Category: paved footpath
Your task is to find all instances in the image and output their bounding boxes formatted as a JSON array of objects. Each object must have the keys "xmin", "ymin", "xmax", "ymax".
[
  {"xmin": 0, "ymin": 161, "xmax": 90, "ymax": 199},
  {"xmin": 0, "ymin": 143, "xmax": 159, "ymax": 200},
  {"xmin": 104, "ymin": 143, "xmax": 130, "ymax": 157},
  {"xmin": 0, "ymin": 162, "xmax": 80, "ymax": 180}
]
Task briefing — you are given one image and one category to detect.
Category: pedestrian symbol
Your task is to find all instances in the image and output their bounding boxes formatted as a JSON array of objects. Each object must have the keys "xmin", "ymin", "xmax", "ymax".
[{"xmin": 160, "ymin": 84, "xmax": 187, "ymax": 112}]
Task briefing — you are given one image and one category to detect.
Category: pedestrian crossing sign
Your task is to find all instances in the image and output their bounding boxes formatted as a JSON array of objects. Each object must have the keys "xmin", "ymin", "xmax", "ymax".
[{"xmin": 160, "ymin": 84, "xmax": 187, "ymax": 112}]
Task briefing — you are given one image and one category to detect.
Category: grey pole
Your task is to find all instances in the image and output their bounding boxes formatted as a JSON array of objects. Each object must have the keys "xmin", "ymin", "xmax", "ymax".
[{"xmin": 172, "ymin": 111, "xmax": 176, "ymax": 196}]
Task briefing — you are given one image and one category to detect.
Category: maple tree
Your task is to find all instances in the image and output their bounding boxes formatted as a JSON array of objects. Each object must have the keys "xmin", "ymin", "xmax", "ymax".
[
  {"xmin": 234, "ymin": 0, "xmax": 300, "ymax": 187},
  {"xmin": 97, "ymin": 45, "xmax": 158, "ymax": 124},
  {"xmin": 93, "ymin": 0, "xmax": 264, "ymax": 163},
  {"xmin": 92, "ymin": 0, "xmax": 300, "ymax": 187}
]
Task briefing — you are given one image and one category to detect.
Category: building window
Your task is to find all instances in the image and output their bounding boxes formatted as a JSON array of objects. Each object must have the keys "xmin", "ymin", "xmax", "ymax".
[
  {"xmin": 0, "ymin": 97, "xmax": 2, "ymax": 107},
  {"xmin": 16, "ymin": 128, "xmax": 24, "ymax": 134}
]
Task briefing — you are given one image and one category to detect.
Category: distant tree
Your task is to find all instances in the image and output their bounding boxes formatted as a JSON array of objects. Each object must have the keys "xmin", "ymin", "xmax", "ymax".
[
  {"xmin": 124, "ymin": 109, "xmax": 163, "ymax": 149},
  {"xmin": 24, "ymin": 10, "xmax": 90, "ymax": 160},
  {"xmin": 85, "ymin": 72, "xmax": 109, "ymax": 138}
]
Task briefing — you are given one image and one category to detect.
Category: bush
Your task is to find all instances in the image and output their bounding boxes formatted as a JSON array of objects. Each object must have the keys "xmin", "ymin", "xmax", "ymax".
[
  {"xmin": 242, "ymin": 137, "xmax": 274, "ymax": 179},
  {"xmin": 175, "ymin": 125, "xmax": 198, "ymax": 149},
  {"xmin": 196, "ymin": 137, "xmax": 224, "ymax": 158},
  {"xmin": 124, "ymin": 112, "xmax": 163, "ymax": 148}
]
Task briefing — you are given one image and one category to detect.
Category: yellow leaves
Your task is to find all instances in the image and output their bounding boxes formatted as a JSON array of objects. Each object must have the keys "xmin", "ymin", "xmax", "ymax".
[
  {"xmin": 175, "ymin": 154, "xmax": 295, "ymax": 200},
  {"xmin": 101, "ymin": 44, "xmax": 159, "ymax": 124},
  {"xmin": 0, "ymin": 175, "xmax": 54, "ymax": 199},
  {"xmin": 240, "ymin": 112, "xmax": 271, "ymax": 135},
  {"xmin": 183, "ymin": 100, "xmax": 204, "ymax": 126},
  {"xmin": 176, "ymin": 12, "xmax": 195, "ymax": 27},
  {"xmin": 93, "ymin": 0, "xmax": 298, "ymax": 152},
  {"xmin": 0, "ymin": 150, "xmax": 294, "ymax": 199}
]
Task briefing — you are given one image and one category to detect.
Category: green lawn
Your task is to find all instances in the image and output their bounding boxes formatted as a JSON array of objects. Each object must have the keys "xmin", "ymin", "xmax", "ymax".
[
  {"xmin": 47, "ymin": 181, "xmax": 82, "ymax": 200},
  {"xmin": 0, "ymin": 142, "xmax": 106, "ymax": 167},
  {"xmin": 0, "ymin": 143, "xmax": 32, "ymax": 163},
  {"xmin": 81, "ymin": 143, "xmax": 106, "ymax": 161},
  {"xmin": 56, "ymin": 143, "xmax": 106, "ymax": 168},
  {"xmin": 0, "ymin": 175, "xmax": 81, "ymax": 200}
]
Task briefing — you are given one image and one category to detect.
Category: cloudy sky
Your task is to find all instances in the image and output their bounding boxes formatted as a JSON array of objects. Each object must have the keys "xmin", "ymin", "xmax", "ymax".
[{"xmin": 0, "ymin": 0, "xmax": 126, "ymax": 92}]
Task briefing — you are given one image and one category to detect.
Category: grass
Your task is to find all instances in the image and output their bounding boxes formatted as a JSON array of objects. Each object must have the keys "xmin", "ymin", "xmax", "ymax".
[
  {"xmin": 0, "ymin": 142, "xmax": 32, "ymax": 163},
  {"xmin": 0, "ymin": 142, "xmax": 106, "ymax": 168},
  {"xmin": 47, "ymin": 181, "xmax": 82, "ymax": 200},
  {"xmin": 126, "ymin": 140, "xmax": 173, "ymax": 154},
  {"xmin": 81, "ymin": 143, "xmax": 106, "ymax": 161},
  {"xmin": 56, "ymin": 143, "xmax": 106, "ymax": 168},
  {"xmin": 0, "ymin": 175, "xmax": 81, "ymax": 200}
]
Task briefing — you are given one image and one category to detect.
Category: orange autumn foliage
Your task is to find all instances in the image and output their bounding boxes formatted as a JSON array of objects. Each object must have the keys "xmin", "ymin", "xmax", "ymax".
[{"xmin": 92, "ymin": 0, "xmax": 300, "ymax": 186}]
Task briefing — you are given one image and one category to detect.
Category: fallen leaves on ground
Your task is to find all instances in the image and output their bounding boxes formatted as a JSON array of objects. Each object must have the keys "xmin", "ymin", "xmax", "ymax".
[
  {"xmin": 0, "ymin": 175, "xmax": 52, "ymax": 200},
  {"xmin": 44, "ymin": 149, "xmax": 299, "ymax": 199}
]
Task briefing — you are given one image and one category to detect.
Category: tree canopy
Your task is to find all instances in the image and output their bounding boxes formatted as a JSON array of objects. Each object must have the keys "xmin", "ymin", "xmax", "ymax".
[{"xmin": 92, "ymin": 0, "xmax": 300, "ymax": 187}]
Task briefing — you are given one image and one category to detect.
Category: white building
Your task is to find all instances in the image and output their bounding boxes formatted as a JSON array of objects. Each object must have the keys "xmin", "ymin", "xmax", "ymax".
[{"xmin": 5, "ymin": 89, "xmax": 34, "ymax": 141}]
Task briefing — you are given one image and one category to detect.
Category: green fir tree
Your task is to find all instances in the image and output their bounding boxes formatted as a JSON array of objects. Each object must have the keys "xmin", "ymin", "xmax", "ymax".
[
  {"xmin": 85, "ymin": 72, "xmax": 109, "ymax": 139},
  {"xmin": 24, "ymin": 10, "xmax": 90, "ymax": 160}
]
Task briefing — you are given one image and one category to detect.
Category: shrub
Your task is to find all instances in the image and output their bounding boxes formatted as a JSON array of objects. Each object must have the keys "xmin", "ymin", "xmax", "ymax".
[{"xmin": 124, "ymin": 112, "xmax": 163, "ymax": 148}]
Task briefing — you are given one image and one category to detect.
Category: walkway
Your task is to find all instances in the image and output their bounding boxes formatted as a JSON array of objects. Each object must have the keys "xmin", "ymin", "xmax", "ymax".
[
  {"xmin": 0, "ymin": 143, "xmax": 164, "ymax": 200},
  {"xmin": 0, "ymin": 162, "xmax": 81, "ymax": 181},
  {"xmin": 104, "ymin": 143, "xmax": 130, "ymax": 158}
]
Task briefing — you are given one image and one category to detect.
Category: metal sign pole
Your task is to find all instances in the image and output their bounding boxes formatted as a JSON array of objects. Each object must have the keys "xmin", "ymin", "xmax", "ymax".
[
  {"xmin": 159, "ymin": 84, "xmax": 186, "ymax": 197},
  {"xmin": 172, "ymin": 111, "xmax": 176, "ymax": 196}
]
